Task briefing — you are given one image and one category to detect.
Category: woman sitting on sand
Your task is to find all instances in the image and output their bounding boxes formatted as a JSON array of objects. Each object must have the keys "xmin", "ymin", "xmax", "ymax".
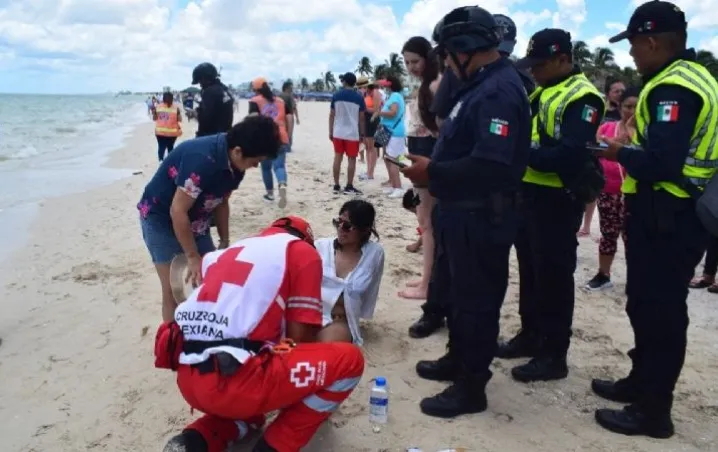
[
  {"xmin": 316, "ymin": 200, "xmax": 384, "ymax": 345},
  {"xmin": 137, "ymin": 116, "xmax": 280, "ymax": 322}
]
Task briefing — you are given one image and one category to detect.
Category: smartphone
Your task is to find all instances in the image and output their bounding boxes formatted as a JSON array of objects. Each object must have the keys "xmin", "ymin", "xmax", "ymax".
[
  {"xmin": 586, "ymin": 142, "xmax": 608, "ymax": 153},
  {"xmin": 385, "ymin": 156, "xmax": 408, "ymax": 168}
]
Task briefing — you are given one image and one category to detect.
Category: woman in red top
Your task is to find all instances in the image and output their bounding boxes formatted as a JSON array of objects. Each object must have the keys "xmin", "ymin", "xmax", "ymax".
[{"xmin": 585, "ymin": 87, "xmax": 638, "ymax": 291}]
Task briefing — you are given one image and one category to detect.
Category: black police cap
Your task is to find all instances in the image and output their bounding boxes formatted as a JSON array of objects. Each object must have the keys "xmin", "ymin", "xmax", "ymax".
[
  {"xmin": 609, "ymin": 0, "xmax": 687, "ymax": 43},
  {"xmin": 434, "ymin": 6, "xmax": 501, "ymax": 54},
  {"xmin": 515, "ymin": 28, "xmax": 573, "ymax": 69}
]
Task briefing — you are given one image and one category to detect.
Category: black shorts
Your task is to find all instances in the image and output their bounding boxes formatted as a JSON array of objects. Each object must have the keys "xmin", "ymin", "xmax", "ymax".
[
  {"xmin": 408, "ymin": 136, "xmax": 436, "ymax": 158},
  {"xmin": 365, "ymin": 113, "xmax": 379, "ymax": 141}
]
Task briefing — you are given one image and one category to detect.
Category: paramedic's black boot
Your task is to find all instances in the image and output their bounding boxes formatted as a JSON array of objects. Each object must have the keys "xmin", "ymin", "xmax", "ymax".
[
  {"xmin": 163, "ymin": 430, "xmax": 208, "ymax": 452},
  {"xmin": 416, "ymin": 350, "xmax": 457, "ymax": 382},
  {"xmin": 253, "ymin": 436, "xmax": 279, "ymax": 452},
  {"xmin": 420, "ymin": 370, "xmax": 488, "ymax": 418}
]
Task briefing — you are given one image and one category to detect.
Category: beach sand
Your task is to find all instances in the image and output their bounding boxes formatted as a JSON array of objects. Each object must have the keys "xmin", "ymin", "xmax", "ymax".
[{"xmin": 1, "ymin": 100, "xmax": 716, "ymax": 452}]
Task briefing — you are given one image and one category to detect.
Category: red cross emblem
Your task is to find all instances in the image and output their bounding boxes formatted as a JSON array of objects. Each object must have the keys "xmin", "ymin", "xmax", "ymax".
[
  {"xmin": 289, "ymin": 362, "xmax": 316, "ymax": 388},
  {"xmin": 196, "ymin": 246, "xmax": 255, "ymax": 303}
]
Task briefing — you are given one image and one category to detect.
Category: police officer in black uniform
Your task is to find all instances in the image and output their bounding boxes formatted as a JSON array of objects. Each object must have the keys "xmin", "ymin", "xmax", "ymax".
[
  {"xmin": 408, "ymin": 12, "xmax": 535, "ymax": 340},
  {"xmin": 192, "ymin": 62, "xmax": 235, "ymax": 137},
  {"xmin": 401, "ymin": 6, "xmax": 531, "ymax": 418},
  {"xmin": 593, "ymin": 1, "xmax": 718, "ymax": 438}
]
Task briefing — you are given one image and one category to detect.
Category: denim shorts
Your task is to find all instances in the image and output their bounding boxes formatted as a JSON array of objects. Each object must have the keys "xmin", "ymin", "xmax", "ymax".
[{"xmin": 140, "ymin": 214, "xmax": 216, "ymax": 264}]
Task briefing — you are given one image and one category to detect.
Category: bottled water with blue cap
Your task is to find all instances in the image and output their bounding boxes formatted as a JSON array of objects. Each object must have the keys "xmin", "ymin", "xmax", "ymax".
[{"xmin": 369, "ymin": 376, "xmax": 389, "ymax": 424}]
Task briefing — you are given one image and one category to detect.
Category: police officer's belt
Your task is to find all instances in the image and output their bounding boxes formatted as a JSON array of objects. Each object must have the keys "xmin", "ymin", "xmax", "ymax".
[{"xmin": 184, "ymin": 338, "xmax": 265, "ymax": 375}]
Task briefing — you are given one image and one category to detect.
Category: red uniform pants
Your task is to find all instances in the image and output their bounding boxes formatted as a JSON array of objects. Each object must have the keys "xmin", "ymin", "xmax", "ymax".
[{"xmin": 177, "ymin": 342, "xmax": 365, "ymax": 452}]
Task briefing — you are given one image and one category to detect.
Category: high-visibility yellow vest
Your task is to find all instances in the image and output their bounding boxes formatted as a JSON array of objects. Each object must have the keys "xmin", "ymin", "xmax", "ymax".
[
  {"xmin": 523, "ymin": 73, "xmax": 603, "ymax": 187},
  {"xmin": 621, "ymin": 59, "xmax": 718, "ymax": 198},
  {"xmin": 155, "ymin": 105, "xmax": 182, "ymax": 137}
]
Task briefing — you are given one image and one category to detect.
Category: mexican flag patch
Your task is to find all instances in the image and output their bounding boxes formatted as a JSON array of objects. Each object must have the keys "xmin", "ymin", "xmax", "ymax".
[
  {"xmin": 581, "ymin": 105, "xmax": 598, "ymax": 123},
  {"xmin": 657, "ymin": 104, "xmax": 679, "ymax": 122},
  {"xmin": 489, "ymin": 119, "xmax": 509, "ymax": 137}
]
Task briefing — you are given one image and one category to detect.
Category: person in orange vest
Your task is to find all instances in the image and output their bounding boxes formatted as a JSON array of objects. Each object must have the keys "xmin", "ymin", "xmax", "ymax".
[
  {"xmin": 249, "ymin": 77, "xmax": 291, "ymax": 209},
  {"xmin": 153, "ymin": 92, "xmax": 183, "ymax": 161}
]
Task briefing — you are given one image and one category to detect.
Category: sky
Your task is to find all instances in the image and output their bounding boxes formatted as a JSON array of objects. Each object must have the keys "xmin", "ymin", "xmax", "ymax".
[{"xmin": 0, "ymin": 0, "xmax": 716, "ymax": 94}]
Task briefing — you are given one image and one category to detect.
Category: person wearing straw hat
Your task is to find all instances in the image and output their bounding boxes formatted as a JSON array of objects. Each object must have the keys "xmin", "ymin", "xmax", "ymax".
[{"xmin": 159, "ymin": 216, "xmax": 365, "ymax": 452}]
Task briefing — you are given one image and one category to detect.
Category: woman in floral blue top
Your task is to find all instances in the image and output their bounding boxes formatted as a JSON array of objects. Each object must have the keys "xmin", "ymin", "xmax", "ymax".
[{"xmin": 138, "ymin": 116, "xmax": 280, "ymax": 321}]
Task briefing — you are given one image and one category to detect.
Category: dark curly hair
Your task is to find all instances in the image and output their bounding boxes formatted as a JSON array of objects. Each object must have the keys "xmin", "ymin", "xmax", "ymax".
[
  {"xmin": 226, "ymin": 116, "xmax": 280, "ymax": 159},
  {"xmin": 402, "ymin": 36, "xmax": 439, "ymax": 133},
  {"xmin": 334, "ymin": 199, "xmax": 379, "ymax": 249}
]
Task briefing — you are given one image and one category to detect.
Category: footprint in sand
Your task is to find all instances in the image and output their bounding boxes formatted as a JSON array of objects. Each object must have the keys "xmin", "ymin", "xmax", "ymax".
[{"xmin": 52, "ymin": 262, "xmax": 142, "ymax": 285}]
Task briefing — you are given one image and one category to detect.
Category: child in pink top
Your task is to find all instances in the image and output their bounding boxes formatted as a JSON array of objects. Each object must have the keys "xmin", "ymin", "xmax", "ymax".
[{"xmin": 585, "ymin": 88, "xmax": 638, "ymax": 291}]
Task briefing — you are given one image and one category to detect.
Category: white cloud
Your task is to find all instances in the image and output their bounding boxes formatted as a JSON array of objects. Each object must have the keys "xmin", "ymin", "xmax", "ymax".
[{"xmin": 552, "ymin": 0, "xmax": 587, "ymax": 38}]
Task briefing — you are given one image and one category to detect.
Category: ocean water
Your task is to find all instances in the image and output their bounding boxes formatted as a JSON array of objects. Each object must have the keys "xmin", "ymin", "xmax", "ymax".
[{"xmin": 0, "ymin": 94, "xmax": 148, "ymax": 256}]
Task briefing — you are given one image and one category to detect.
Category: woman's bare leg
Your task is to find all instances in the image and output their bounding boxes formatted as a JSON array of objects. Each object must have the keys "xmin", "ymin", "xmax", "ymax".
[
  {"xmin": 401, "ymin": 188, "xmax": 434, "ymax": 299},
  {"xmin": 365, "ymin": 139, "xmax": 377, "ymax": 179},
  {"xmin": 155, "ymin": 263, "xmax": 176, "ymax": 322},
  {"xmin": 317, "ymin": 322, "xmax": 352, "ymax": 343},
  {"xmin": 579, "ymin": 201, "xmax": 596, "ymax": 236}
]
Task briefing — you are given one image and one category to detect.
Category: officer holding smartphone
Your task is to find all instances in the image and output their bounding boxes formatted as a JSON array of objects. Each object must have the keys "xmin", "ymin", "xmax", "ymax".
[{"xmin": 401, "ymin": 6, "xmax": 531, "ymax": 418}]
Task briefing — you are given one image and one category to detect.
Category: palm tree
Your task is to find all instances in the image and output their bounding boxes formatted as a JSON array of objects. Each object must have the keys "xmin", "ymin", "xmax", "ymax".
[
  {"xmin": 356, "ymin": 56, "xmax": 373, "ymax": 76},
  {"xmin": 323, "ymin": 71, "xmax": 336, "ymax": 91},
  {"xmin": 374, "ymin": 63, "xmax": 389, "ymax": 80},
  {"xmin": 386, "ymin": 53, "xmax": 406, "ymax": 78},
  {"xmin": 312, "ymin": 79, "xmax": 325, "ymax": 92},
  {"xmin": 572, "ymin": 40, "xmax": 593, "ymax": 69},
  {"xmin": 300, "ymin": 77, "xmax": 309, "ymax": 92},
  {"xmin": 619, "ymin": 66, "xmax": 641, "ymax": 87},
  {"xmin": 697, "ymin": 50, "xmax": 718, "ymax": 80}
]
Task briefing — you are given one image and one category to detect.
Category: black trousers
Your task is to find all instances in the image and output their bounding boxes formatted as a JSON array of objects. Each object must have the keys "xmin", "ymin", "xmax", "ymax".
[
  {"xmin": 515, "ymin": 183, "xmax": 584, "ymax": 357},
  {"xmin": 434, "ymin": 204, "xmax": 518, "ymax": 377},
  {"xmin": 700, "ymin": 234, "xmax": 718, "ymax": 277},
  {"xmin": 420, "ymin": 205, "xmax": 448, "ymax": 319},
  {"xmin": 157, "ymin": 135, "xmax": 178, "ymax": 161},
  {"xmin": 624, "ymin": 192, "xmax": 707, "ymax": 412}
]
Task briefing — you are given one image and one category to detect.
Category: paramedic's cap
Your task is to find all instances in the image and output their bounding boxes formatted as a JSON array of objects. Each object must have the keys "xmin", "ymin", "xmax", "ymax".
[
  {"xmin": 271, "ymin": 216, "xmax": 315, "ymax": 246},
  {"xmin": 251, "ymin": 77, "xmax": 268, "ymax": 90},
  {"xmin": 515, "ymin": 28, "xmax": 573, "ymax": 69},
  {"xmin": 609, "ymin": 1, "xmax": 687, "ymax": 43},
  {"xmin": 493, "ymin": 14, "xmax": 517, "ymax": 55},
  {"xmin": 339, "ymin": 72, "xmax": 357, "ymax": 87}
]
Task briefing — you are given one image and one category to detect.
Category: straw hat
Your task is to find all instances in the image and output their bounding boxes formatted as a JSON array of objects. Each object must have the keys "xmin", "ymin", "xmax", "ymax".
[{"xmin": 356, "ymin": 76, "xmax": 370, "ymax": 88}]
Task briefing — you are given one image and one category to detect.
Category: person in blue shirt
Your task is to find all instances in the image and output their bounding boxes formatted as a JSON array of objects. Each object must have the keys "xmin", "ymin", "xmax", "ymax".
[
  {"xmin": 137, "ymin": 116, "xmax": 281, "ymax": 322},
  {"xmin": 401, "ymin": 6, "xmax": 531, "ymax": 418},
  {"xmin": 373, "ymin": 75, "xmax": 406, "ymax": 198}
]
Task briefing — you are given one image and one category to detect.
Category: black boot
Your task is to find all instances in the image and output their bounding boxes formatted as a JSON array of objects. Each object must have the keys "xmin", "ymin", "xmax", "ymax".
[
  {"xmin": 496, "ymin": 329, "xmax": 541, "ymax": 359},
  {"xmin": 420, "ymin": 371, "xmax": 488, "ymax": 418},
  {"xmin": 416, "ymin": 351, "xmax": 457, "ymax": 382},
  {"xmin": 595, "ymin": 404, "xmax": 675, "ymax": 439},
  {"xmin": 591, "ymin": 377, "xmax": 640, "ymax": 404},
  {"xmin": 163, "ymin": 430, "xmax": 208, "ymax": 452},
  {"xmin": 511, "ymin": 356, "xmax": 568, "ymax": 383},
  {"xmin": 408, "ymin": 313, "xmax": 444, "ymax": 338}
]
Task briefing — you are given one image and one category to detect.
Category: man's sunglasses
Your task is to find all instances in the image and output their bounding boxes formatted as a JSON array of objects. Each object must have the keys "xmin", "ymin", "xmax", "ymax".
[{"xmin": 332, "ymin": 218, "xmax": 355, "ymax": 232}]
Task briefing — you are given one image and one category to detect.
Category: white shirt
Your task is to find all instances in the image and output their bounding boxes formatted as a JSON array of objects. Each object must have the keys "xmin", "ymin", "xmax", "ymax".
[{"xmin": 315, "ymin": 238, "xmax": 384, "ymax": 345}]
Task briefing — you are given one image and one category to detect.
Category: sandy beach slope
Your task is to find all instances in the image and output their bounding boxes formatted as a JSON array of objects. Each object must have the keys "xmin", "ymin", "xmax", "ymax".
[{"xmin": 0, "ymin": 100, "xmax": 716, "ymax": 452}]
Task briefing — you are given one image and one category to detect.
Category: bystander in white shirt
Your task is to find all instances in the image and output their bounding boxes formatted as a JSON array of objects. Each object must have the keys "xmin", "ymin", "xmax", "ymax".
[{"xmin": 315, "ymin": 238, "xmax": 384, "ymax": 345}]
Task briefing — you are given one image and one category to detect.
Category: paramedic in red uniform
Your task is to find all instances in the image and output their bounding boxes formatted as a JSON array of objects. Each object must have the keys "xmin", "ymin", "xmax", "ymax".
[{"xmin": 158, "ymin": 216, "xmax": 365, "ymax": 452}]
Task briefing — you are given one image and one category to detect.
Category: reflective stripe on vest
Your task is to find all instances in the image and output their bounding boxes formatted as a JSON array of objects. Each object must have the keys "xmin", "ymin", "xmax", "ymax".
[
  {"xmin": 622, "ymin": 60, "xmax": 718, "ymax": 198},
  {"xmin": 523, "ymin": 73, "xmax": 603, "ymax": 188},
  {"xmin": 251, "ymin": 95, "xmax": 290, "ymax": 144},
  {"xmin": 155, "ymin": 105, "xmax": 181, "ymax": 137}
]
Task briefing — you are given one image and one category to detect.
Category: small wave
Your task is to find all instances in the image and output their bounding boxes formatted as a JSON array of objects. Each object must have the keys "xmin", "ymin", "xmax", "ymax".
[
  {"xmin": 54, "ymin": 126, "xmax": 79, "ymax": 134},
  {"xmin": 10, "ymin": 145, "xmax": 40, "ymax": 159}
]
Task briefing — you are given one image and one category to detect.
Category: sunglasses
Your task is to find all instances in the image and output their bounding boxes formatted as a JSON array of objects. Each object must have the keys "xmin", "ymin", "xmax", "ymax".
[{"xmin": 332, "ymin": 218, "xmax": 355, "ymax": 232}]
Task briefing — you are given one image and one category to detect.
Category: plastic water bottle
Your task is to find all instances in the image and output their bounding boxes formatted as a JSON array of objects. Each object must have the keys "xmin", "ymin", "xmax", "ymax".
[{"xmin": 369, "ymin": 377, "xmax": 389, "ymax": 424}]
